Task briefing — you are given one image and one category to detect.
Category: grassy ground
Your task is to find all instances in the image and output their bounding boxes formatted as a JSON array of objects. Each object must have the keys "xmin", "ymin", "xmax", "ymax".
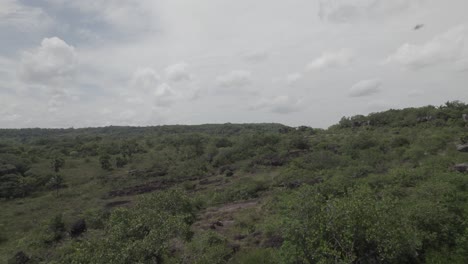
[{"xmin": 0, "ymin": 151, "xmax": 281, "ymax": 262}]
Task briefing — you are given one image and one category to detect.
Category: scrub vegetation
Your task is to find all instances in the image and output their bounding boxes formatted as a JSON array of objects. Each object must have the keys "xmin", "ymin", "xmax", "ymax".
[{"xmin": 1, "ymin": 101, "xmax": 468, "ymax": 263}]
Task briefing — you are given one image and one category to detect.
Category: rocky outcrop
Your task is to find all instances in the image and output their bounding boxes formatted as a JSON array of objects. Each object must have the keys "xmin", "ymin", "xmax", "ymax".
[
  {"xmin": 417, "ymin": 116, "xmax": 433, "ymax": 123},
  {"xmin": 10, "ymin": 251, "xmax": 30, "ymax": 264},
  {"xmin": 453, "ymin": 163, "xmax": 468, "ymax": 173},
  {"xmin": 463, "ymin": 114, "xmax": 468, "ymax": 122},
  {"xmin": 70, "ymin": 219, "xmax": 87, "ymax": 238},
  {"xmin": 457, "ymin": 144, "xmax": 468, "ymax": 152},
  {"xmin": 353, "ymin": 120, "xmax": 372, "ymax": 127}
]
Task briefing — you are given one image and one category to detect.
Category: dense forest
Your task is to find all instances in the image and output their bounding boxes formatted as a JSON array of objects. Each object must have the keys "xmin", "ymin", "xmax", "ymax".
[{"xmin": 1, "ymin": 101, "xmax": 468, "ymax": 263}]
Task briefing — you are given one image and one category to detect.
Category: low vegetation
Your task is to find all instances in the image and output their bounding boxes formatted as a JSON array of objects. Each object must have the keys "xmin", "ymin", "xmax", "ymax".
[{"xmin": 1, "ymin": 101, "xmax": 468, "ymax": 263}]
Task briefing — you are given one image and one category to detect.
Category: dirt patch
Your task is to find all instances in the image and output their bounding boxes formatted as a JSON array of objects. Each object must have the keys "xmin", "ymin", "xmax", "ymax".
[
  {"xmin": 104, "ymin": 200, "xmax": 131, "ymax": 208},
  {"xmin": 199, "ymin": 178, "xmax": 222, "ymax": 185},
  {"xmin": 108, "ymin": 180, "xmax": 175, "ymax": 197},
  {"xmin": 207, "ymin": 200, "xmax": 258, "ymax": 214},
  {"xmin": 192, "ymin": 199, "xmax": 266, "ymax": 251},
  {"xmin": 194, "ymin": 200, "xmax": 259, "ymax": 232},
  {"xmin": 262, "ymin": 235, "xmax": 284, "ymax": 248}
]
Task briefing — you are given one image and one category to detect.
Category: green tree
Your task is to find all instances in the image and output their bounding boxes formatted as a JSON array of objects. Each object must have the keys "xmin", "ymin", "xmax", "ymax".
[
  {"xmin": 40, "ymin": 214, "xmax": 66, "ymax": 244},
  {"xmin": 99, "ymin": 155, "xmax": 112, "ymax": 171},
  {"xmin": 280, "ymin": 186, "xmax": 421, "ymax": 264},
  {"xmin": 47, "ymin": 174, "xmax": 64, "ymax": 197},
  {"xmin": 63, "ymin": 190, "xmax": 195, "ymax": 264},
  {"xmin": 115, "ymin": 156, "xmax": 127, "ymax": 168},
  {"xmin": 50, "ymin": 157, "xmax": 65, "ymax": 173}
]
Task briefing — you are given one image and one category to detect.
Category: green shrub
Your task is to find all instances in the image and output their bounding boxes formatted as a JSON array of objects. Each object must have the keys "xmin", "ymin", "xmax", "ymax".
[{"xmin": 229, "ymin": 248, "xmax": 279, "ymax": 264}]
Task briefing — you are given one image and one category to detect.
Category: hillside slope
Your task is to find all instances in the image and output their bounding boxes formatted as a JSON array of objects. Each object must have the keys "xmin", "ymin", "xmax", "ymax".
[{"xmin": 1, "ymin": 101, "xmax": 468, "ymax": 263}]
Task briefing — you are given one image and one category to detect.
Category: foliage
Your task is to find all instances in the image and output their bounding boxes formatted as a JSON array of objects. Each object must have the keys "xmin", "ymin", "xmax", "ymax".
[
  {"xmin": 1, "ymin": 102, "xmax": 468, "ymax": 263},
  {"xmin": 40, "ymin": 214, "xmax": 66, "ymax": 244},
  {"xmin": 62, "ymin": 190, "xmax": 195, "ymax": 263},
  {"xmin": 181, "ymin": 231, "xmax": 232, "ymax": 264},
  {"xmin": 50, "ymin": 157, "xmax": 65, "ymax": 173},
  {"xmin": 99, "ymin": 155, "xmax": 112, "ymax": 171}
]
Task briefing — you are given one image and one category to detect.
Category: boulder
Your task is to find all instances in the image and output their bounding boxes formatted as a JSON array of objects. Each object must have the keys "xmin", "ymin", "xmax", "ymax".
[
  {"xmin": 209, "ymin": 220, "xmax": 224, "ymax": 229},
  {"xmin": 453, "ymin": 163, "xmax": 468, "ymax": 173},
  {"xmin": 70, "ymin": 219, "xmax": 87, "ymax": 238},
  {"xmin": 263, "ymin": 235, "xmax": 284, "ymax": 248},
  {"xmin": 457, "ymin": 144, "xmax": 468, "ymax": 152},
  {"xmin": 228, "ymin": 243, "xmax": 240, "ymax": 253},
  {"xmin": 417, "ymin": 116, "xmax": 433, "ymax": 123},
  {"xmin": 10, "ymin": 251, "xmax": 30, "ymax": 264}
]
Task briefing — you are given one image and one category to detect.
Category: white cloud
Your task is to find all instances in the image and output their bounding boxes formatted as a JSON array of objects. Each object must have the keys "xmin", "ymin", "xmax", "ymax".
[
  {"xmin": 0, "ymin": 98, "xmax": 20, "ymax": 122},
  {"xmin": 408, "ymin": 89, "xmax": 424, "ymax": 97},
  {"xmin": 386, "ymin": 25, "xmax": 467, "ymax": 69},
  {"xmin": 216, "ymin": 70, "xmax": 252, "ymax": 88},
  {"xmin": 44, "ymin": 0, "xmax": 156, "ymax": 33},
  {"xmin": 243, "ymin": 51, "xmax": 269, "ymax": 63},
  {"xmin": 153, "ymin": 83, "xmax": 178, "ymax": 107},
  {"xmin": 130, "ymin": 67, "xmax": 161, "ymax": 91},
  {"xmin": 456, "ymin": 59, "xmax": 468, "ymax": 71},
  {"xmin": 2, "ymin": 0, "xmax": 468, "ymax": 128},
  {"xmin": 165, "ymin": 62, "xmax": 191, "ymax": 82},
  {"xmin": 118, "ymin": 109, "xmax": 138, "ymax": 123},
  {"xmin": 349, "ymin": 79, "xmax": 382, "ymax": 97},
  {"xmin": 0, "ymin": 0, "xmax": 52, "ymax": 32},
  {"xmin": 127, "ymin": 68, "xmax": 179, "ymax": 108},
  {"xmin": 306, "ymin": 49, "xmax": 354, "ymax": 71},
  {"xmin": 286, "ymin": 73, "xmax": 302, "ymax": 85},
  {"xmin": 318, "ymin": 0, "xmax": 421, "ymax": 23},
  {"xmin": 47, "ymin": 93, "xmax": 66, "ymax": 112},
  {"xmin": 250, "ymin": 95, "xmax": 302, "ymax": 114},
  {"xmin": 366, "ymin": 99, "xmax": 392, "ymax": 112},
  {"xmin": 18, "ymin": 37, "xmax": 77, "ymax": 85}
]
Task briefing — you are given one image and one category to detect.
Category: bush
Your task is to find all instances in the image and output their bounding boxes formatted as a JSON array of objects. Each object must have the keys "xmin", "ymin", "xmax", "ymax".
[
  {"xmin": 230, "ymin": 248, "xmax": 279, "ymax": 264},
  {"xmin": 215, "ymin": 178, "xmax": 269, "ymax": 203},
  {"xmin": 182, "ymin": 232, "xmax": 232, "ymax": 264},
  {"xmin": 280, "ymin": 186, "xmax": 422, "ymax": 263},
  {"xmin": 63, "ymin": 190, "xmax": 196, "ymax": 263},
  {"xmin": 115, "ymin": 156, "xmax": 127, "ymax": 168},
  {"xmin": 40, "ymin": 214, "xmax": 66, "ymax": 244}
]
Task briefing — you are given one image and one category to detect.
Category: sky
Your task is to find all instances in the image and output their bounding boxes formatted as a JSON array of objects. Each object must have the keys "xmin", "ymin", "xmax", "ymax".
[{"xmin": 0, "ymin": 0, "xmax": 468, "ymax": 128}]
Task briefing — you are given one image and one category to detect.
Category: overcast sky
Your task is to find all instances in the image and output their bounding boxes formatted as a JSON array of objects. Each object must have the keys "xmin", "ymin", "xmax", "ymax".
[{"xmin": 1, "ymin": 0, "xmax": 468, "ymax": 128}]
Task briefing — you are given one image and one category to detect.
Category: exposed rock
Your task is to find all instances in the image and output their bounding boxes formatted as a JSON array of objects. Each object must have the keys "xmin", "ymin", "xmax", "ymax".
[
  {"xmin": 228, "ymin": 243, "xmax": 240, "ymax": 253},
  {"xmin": 352, "ymin": 120, "xmax": 372, "ymax": 127},
  {"xmin": 463, "ymin": 114, "xmax": 468, "ymax": 122},
  {"xmin": 70, "ymin": 219, "xmax": 87, "ymax": 238},
  {"xmin": 219, "ymin": 165, "xmax": 236, "ymax": 175},
  {"xmin": 453, "ymin": 163, "xmax": 468, "ymax": 173},
  {"xmin": 263, "ymin": 235, "xmax": 284, "ymax": 248},
  {"xmin": 209, "ymin": 220, "xmax": 224, "ymax": 229},
  {"xmin": 269, "ymin": 156, "xmax": 285, "ymax": 166},
  {"xmin": 199, "ymin": 178, "xmax": 222, "ymax": 185},
  {"xmin": 128, "ymin": 168, "xmax": 167, "ymax": 178},
  {"xmin": 281, "ymin": 180, "xmax": 302, "ymax": 189},
  {"xmin": 104, "ymin": 200, "xmax": 131, "ymax": 209},
  {"xmin": 254, "ymin": 153, "xmax": 286, "ymax": 167},
  {"xmin": 233, "ymin": 234, "xmax": 246, "ymax": 240},
  {"xmin": 10, "ymin": 251, "xmax": 30, "ymax": 264},
  {"xmin": 457, "ymin": 144, "xmax": 468, "ymax": 152},
  {"xmin": 109, "ymin": 180, "xmax": 176, "ymax": 197},
  {"xmin": 287, "ymin": 149, "xmax": 307, "ymax": 158},
  {"xmin": 417, "ymin": 116, "xmax": 433, "ymax": 123}
]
